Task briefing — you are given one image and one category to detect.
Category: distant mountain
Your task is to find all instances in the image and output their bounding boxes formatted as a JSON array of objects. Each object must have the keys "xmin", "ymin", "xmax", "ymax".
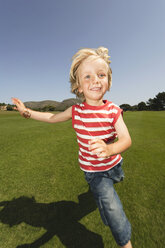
[
  {"xmin": 24, "ymin": 100, "xmax": 60, "ymax": 109},
  {"xmin": 24, "ymin": 98, "xmax": 81, "ymax": 111},
  {"xmin": 55, "ymin": 98, "xmax": 82, "ymax": 111}
]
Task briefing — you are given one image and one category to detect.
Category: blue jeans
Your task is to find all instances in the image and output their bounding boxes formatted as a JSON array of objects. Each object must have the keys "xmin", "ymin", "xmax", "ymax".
[{"xmin": 84, "ymin": 161, "xmax": 131, "ymax": 246}]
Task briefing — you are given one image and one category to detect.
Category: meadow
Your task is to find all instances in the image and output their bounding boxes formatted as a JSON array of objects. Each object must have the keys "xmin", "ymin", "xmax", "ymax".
[{"xmin": 0, "ymin": 111, "xmax": 164, "ymax": 248}]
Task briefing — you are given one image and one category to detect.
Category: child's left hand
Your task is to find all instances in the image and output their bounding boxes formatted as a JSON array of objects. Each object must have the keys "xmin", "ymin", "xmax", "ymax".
[{"xmin": 88, "ymin": 139, "xmax": 113, "ymax": 158}]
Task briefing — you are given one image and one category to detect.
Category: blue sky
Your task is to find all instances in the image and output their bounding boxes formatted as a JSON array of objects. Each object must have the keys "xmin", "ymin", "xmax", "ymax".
[{"xmin": 0, "ymin": 0, "xmax": 165, "ymax": 105}]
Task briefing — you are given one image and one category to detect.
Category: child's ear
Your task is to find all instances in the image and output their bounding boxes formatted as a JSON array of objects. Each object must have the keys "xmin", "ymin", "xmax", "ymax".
[{"xmin": 78, "ymin": 86, "xmax": 83, "ymax": 93}]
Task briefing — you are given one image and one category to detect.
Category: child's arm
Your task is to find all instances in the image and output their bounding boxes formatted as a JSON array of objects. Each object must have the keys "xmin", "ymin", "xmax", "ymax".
[
  {"xmin": 89, "ymin": 114, "xmax": 132, "ymax": 158},
  {"xmin": 12, "ymin": 98, "xmax": 72, "ymax": 123}
]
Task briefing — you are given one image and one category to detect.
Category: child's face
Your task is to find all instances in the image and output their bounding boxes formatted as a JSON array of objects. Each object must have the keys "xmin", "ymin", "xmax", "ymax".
[{"xmin": 78, "ymin": 57, "xmax": 109, "ymax": 105}]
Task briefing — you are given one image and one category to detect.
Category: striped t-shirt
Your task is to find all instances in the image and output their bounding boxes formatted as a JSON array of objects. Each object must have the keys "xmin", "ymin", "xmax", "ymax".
[{"xmin": 72, "ymin": 100, "xmax": 123, "ymax": 172}]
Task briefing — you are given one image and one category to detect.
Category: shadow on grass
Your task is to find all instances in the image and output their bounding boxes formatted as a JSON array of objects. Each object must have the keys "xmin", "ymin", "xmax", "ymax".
[{"xmin": 0, "ymin": 189, "xmax": 104, "ymax": 248}]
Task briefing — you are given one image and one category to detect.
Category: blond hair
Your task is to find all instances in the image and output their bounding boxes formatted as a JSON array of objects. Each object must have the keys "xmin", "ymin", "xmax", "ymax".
[{"xmin": 69, "ymin": 46, "xmax": 112, "ymax": 99}]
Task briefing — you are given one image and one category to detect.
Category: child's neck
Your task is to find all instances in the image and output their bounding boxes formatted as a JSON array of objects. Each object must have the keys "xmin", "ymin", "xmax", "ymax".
[{"xmin": 85, "ymin": 99, "xmax": 105, "ymax": 106}]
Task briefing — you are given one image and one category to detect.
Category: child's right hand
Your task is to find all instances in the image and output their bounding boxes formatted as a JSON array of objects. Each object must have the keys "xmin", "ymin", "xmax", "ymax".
[{"xmin": 12, "ymin": 98, "xmax": 26, "ymax": 116}]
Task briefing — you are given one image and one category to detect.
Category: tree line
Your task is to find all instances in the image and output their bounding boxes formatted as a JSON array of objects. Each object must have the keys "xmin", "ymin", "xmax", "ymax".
[
  {"xmin": 1, "ymin": 92, "xmax": 165, "ymax": 112},
  {"xmin": 120, "ymin": 92, "xmax": 165, "ymax": 111}
]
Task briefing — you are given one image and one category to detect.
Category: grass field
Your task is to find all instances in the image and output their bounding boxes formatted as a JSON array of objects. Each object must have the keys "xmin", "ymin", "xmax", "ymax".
[{"xmin": 0, "ymin": 111, "xmax": 164, "ymax": 248}]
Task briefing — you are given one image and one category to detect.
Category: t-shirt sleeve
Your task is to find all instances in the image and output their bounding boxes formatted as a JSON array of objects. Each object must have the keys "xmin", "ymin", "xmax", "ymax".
[{"xmin": 111, "ymin": 104, "xmax": 123, "ymax": 126}]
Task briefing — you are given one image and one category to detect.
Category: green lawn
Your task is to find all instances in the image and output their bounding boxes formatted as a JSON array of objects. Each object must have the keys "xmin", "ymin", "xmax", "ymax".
[{"xmin": 0, "ymin": 111, "xmax": 164, "ymax": 248}]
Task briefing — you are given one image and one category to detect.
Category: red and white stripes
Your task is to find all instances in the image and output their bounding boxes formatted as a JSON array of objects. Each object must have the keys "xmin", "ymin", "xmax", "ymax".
[{"xmin": 72, "ymin": 100, "xmax": 123, "ymax": 172}]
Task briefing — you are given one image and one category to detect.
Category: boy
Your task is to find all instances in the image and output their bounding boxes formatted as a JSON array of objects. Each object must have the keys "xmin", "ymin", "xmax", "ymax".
[{"xmin": 12, "ymin": 46, "xmax": 132, "ymax": 248}]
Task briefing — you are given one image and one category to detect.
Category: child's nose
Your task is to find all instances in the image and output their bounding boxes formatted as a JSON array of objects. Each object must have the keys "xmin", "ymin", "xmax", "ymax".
[{"xmin": 91, "ymin": 75, "xmax": 99, "ymax": 83}]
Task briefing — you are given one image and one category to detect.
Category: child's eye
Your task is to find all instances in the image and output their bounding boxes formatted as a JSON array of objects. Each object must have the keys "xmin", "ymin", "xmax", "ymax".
[
  {"xmin": 85, "ymin": 75, "xmax": 90, "ymax": 79},
  {"xmin": 99, "ymin": 73, "xmax": 105, "ymax": 78}
]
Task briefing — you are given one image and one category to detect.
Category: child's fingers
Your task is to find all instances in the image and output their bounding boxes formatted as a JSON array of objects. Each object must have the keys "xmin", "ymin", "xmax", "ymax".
[
  {"xmin": 90, "ymin": 147, "xmax": 109, "ymax": 158},
  {"xmin": 12, "ymin": 98, "xmax": 19, "ymax": 107},
  {"xmin": 92, "ymin": 148, "xmax": 104, "ymax": 155},
  {"xmin": 88, "ymin": 139, "xmax": 109, "ymax": 158},
  {"xmin": 12, "ymin": 98, "xmax": 25, "ymax": 111},
  {"xmin": 89, "ymin": 139, "xmax": 104, "ymax": 150},
  {"xmin": 88, "ymin": 139, "xmax": 103, "ymax": 150},
  {"xmin": 89, "ymin": 141, "xmax": 100, "ymax": 151},
  {"xmin": 89, "ymin": 143, "xmax": 105, "ymax": 156},
  {"xmin": 11, "ymin": 98, "xmax": 25, "ymax": 115},
  {"xmin": 97, "ymin": 152, "xmax": 109, "ymax": 158},
  {"xmin": 12, "ymin": 97, "xmax": 21, "ymax": 105},
  {"xmin": 88, "ymin": 138, "xmax": 103, "ymax": 145},
  {"xmin": 11, "ymin": 97, "xmax": 16, "ymax": 104}
]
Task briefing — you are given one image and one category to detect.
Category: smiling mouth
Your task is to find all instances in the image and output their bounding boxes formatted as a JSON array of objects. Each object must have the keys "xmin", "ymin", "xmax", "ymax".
[{"xmin": 90, "ymin": 87, "xmax": 101, "ymax": 91}]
